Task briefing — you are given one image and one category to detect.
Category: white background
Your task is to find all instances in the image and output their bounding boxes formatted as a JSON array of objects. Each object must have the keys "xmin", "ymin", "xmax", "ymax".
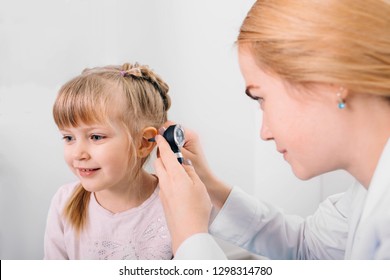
[{"xmin": 0, "ymin": 0, "xmax": 354, "ymax": 259}]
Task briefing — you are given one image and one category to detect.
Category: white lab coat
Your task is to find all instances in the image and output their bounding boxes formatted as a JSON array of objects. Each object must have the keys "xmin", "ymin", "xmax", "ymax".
[{"xmin": 174, "ymin": 138, "xmax": 390, "ymax": 259}]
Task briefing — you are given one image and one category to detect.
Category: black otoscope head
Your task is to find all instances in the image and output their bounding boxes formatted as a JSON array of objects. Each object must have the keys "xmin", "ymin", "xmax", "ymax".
[
  {"xmin": 149, "ymin": 124, "xmax": 185, "ymax": 164},
  {"xmin": 163, "ymin": 124, "xmax": 185, "ymax": 164}
]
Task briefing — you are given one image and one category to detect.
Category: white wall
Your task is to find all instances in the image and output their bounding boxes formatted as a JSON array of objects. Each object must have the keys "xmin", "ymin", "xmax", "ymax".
[{"xmin": 0, "ymin": 0, "xmax": 354, "ymax": 259}]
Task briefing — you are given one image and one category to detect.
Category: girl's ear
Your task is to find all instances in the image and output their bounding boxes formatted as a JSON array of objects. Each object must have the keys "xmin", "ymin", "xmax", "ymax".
[{"xmin": 137, "ymin": 127, "xmax": 158, "ymax": 158}]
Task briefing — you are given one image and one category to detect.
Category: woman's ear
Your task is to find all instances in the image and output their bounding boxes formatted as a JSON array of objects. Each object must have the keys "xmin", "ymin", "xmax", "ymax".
[
  {"xmin": 137, "ymin": 127, "xmax": 158, "ymax": 158},
  {"xmin": 328, "ymin": 84, "xmax": 349, "ymax": 108}
]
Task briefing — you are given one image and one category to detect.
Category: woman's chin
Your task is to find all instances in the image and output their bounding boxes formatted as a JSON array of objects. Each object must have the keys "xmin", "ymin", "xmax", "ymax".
[{"xmin": 291, "ymin": 167, "xmax": 317, "ymax": 181}]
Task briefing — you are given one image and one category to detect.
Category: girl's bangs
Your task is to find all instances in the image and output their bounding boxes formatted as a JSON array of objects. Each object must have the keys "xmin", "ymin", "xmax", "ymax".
[{"xmin": 53, "ymin": 76, "xmax": 113, "ymax": 129}]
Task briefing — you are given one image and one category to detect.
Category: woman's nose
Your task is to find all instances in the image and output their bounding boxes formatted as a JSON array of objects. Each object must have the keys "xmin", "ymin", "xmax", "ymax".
[{"xmin": 260, "ymin": 120, "xmax": 273, "ymax": 141}]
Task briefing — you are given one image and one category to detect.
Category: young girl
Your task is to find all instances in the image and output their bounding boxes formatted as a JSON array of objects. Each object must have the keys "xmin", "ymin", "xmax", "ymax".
[{"xmin": 44, "ymin": 63, "xmax": 173, "ymax": 259}]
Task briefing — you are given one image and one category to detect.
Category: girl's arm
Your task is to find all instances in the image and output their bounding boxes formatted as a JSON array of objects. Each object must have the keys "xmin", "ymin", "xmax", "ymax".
[{"xmin": 43, "ymin": 186, "xmax": 70, "ymax": 259}]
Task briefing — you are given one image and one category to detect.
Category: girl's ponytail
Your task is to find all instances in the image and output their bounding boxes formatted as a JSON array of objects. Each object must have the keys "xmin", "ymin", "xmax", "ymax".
[{"xmin": 63, "ymin": 184, "xmax": 91, "ymax": 234}]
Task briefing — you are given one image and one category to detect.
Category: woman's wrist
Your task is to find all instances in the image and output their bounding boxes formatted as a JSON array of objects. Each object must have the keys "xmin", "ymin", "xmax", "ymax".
[
  {"xmin": 201, "ymin": 173, "xmax": 232, "ymax": 209},
  {"xmin": 172, "ymin": 227, "xmax": 208, "ymax": 254}
]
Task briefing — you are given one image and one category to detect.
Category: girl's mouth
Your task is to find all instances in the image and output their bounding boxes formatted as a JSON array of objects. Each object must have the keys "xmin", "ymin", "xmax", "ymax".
[{"xmin": 77, "ymin": 168, "xmax": 100, "ymax": 177}]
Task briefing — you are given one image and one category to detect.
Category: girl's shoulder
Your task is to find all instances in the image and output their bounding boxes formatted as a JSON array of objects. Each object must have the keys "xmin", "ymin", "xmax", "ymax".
[{"xmin": 51, "ymin": 181, "xmax": 80, "ymax": 205}]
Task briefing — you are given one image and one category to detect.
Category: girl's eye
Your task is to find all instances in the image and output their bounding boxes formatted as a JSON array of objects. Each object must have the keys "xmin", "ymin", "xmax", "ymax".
[
  {"xmin": 62, "ymin": 135, "xmax": 74, "ymax": 142},
  {"xmin": 90, "ymin": 134, "xmax": 105, "ymax": 141}
]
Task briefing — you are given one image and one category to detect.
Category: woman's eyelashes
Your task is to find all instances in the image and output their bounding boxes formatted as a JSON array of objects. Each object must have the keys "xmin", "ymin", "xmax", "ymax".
[
  {"xmin": 255, "ymin": 96, "xmax": 264, "ymax": 105},
  {"xmin": 251, "ymin": 95, "xmax": 265, "ymax": 109},
  {"xmin": 245, "ymin": 88, "xmax": 264, "ymax": 107}
]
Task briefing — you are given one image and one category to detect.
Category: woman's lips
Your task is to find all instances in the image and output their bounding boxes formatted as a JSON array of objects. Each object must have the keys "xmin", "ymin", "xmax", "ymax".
[{"xmin": 278, "ymin": 149, "xmax": 287, "ymax": 159}]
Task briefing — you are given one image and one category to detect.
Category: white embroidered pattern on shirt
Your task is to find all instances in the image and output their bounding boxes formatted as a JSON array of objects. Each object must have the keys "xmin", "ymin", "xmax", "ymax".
[{"xmin": 87, "ymin": 215, "xmax": 172, "ymax": 260}]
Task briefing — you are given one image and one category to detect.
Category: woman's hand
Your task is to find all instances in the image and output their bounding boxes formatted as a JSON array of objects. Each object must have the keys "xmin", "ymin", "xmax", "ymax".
[
  {"xmin": 159, "ymin": 121, "xmax": 213, "ymax": 183},
  {"xmin": 154, "ymin": 135, "xmax": 212, "ymax": 254},
  {"xmin": 158, "ymin": 122, "xmax": 232, "ymax": 209}
]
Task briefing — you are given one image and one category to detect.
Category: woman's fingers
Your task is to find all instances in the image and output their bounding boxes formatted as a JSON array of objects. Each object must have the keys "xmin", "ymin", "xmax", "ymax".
[
  {"xmin": 153, "ymin": 133, "xmax": 213, "ymax": 253},
  {"xmin": 154, "ymin": 157, "xmax": 168, "ymax": 186},
  {"xmin": 182, "ymin": 163, "xmax": 203, "ymax": 187},
  {"xmin": 155, "ymin": 135, "xmax": 186, "ymax": 175}
]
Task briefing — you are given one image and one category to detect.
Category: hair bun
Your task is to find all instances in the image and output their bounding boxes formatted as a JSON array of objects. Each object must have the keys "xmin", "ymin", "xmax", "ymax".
[{"xmin": 121, "ymin": 63, "xmax": 171, "ymax": 111}]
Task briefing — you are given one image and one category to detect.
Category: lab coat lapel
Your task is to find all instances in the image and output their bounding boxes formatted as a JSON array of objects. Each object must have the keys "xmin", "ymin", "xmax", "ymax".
[
  {"xmin": 360, "ymin": 144, "xmax": 390, "ymax": 224},
  {"xmin": 344, "ymin": 182, "xmax": 366, "ymax": 259},
  {"xmin": 350, "ymin": 138, "xmax": 390, "ymax": 258}
]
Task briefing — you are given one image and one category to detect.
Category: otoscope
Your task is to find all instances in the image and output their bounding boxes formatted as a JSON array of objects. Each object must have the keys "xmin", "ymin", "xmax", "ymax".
[{"xmin": 149, "ymin": 124, "xmax": 185, "ymax": 164}]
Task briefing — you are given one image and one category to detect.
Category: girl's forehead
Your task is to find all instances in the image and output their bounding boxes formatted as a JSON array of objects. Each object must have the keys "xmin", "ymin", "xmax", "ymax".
[
  {"xmin": 61, "ymin": 121, "xmax": 112, "ymax": 130},
  {"xmin": 60, "ymin": 120, "xmax": 132, "ymax": 139}
]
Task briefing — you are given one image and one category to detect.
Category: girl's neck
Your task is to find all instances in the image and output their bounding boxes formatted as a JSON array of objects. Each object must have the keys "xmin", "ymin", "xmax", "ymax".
[{"xmin": 94, "ymin": 170, "xmax": 158, "ymax": 213}]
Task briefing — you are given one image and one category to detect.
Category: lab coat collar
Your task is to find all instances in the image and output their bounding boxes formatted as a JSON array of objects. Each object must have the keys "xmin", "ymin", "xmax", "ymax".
[
  {"xmin": 345, "ymin": 138, "xmax": 390, "ymax": 259},
  {"xmin": 360, "ymin": 137, "xmax": 390, "ymax": 223}
]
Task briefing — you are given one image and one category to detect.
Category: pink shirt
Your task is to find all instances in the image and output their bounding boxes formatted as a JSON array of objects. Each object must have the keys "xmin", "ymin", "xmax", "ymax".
[{"xmin": 44, "ymin": 182, "xmax": 172, "ymax": 259}]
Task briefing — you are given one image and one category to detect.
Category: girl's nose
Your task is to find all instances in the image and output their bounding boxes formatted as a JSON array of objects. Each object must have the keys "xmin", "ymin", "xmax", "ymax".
[{"xmin": 73, "ymin": 141, "xmax": 90, "ymax": 161}]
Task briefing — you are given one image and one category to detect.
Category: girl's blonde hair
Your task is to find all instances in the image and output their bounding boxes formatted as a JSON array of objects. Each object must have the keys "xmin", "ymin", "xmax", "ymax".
[
  {"xmin": 238, "ymin": 0, "xmax": 390, "ymax": 98},
  {"xmin": 53, "ymin": 62, "xmax": 171, "ymax": 233}
]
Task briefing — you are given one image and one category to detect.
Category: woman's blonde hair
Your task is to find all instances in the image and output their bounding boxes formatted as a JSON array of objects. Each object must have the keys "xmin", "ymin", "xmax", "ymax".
[
  {"xmin": 53, "ymin": 62, "xmax": 171, "ymax": 233},
  {"xmin": 238, "ymin": 0, "xmax": 390, "ymax": 98}
]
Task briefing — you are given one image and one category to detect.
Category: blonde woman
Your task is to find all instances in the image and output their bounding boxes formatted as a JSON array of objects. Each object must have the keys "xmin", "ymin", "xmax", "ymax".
[
  {"xmin": 44, "ymin": 63, "xmax": 172, "ymax": 259},
  {"xmin": 155, "ymin": 0, "xmax": 390, "ymax": 259}
]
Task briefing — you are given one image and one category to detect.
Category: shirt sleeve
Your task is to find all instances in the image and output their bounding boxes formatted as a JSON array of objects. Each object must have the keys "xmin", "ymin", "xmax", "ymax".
[
  {"xmin": 209, "ymin": 186, "xmax": 352, "ymax": 259},
  {"xmin": 174, "ymin": 233, "xmax": 227, "ymax": 260},
  {"xmin": 43, "ymin": 185, "xmax": 73, "ymax": 259}
]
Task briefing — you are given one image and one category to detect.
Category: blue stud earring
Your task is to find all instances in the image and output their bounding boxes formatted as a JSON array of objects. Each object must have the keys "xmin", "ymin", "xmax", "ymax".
[{"xmin": 337, "ymin": 90, "xmax": 346, "ymax": 109}]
